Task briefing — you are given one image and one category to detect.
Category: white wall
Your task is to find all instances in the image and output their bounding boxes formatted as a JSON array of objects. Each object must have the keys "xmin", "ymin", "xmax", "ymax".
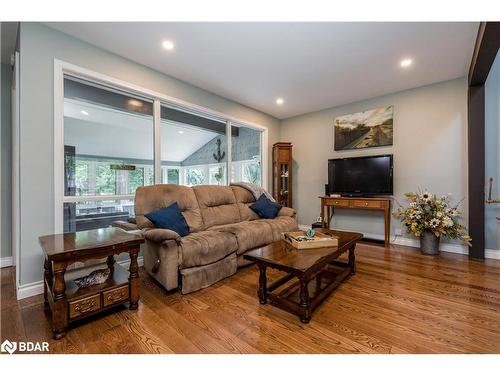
[
  {"xmin": 485, "ymin": 51, "xmax": 500, "ymax": 251},
  {"xmin": 280, "ymin": 78, "xmax": 468, "ymax": 246},
  {"xmin": 1, "ymin": 63, "xmax": 12, "ymax": 261},
  {"xmin": 18, "ymin": 23, "xmax": 280, "ymax": 287}
]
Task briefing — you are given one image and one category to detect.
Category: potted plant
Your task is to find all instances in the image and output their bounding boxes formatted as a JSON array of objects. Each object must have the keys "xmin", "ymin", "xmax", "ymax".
[{"xmin": 394, "ymin": 191, "xmax": 471, "ymax": 255}]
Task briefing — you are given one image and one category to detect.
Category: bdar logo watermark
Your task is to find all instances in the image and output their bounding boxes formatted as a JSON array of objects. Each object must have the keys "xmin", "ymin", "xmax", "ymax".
[{"xmin": 1, "ymin": 339, "xmax": 49, "ymax": 354}]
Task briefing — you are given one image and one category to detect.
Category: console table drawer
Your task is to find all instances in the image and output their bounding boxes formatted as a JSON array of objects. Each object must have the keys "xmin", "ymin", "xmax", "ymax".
[
  {"xmin": 353, "ymin": 200, "xmax": 382, "ymax": 209},
  {"xmin": 69, "ymin": 294, "xmax": 101, "ymax": 319},
  {"xmin": 328, "ymin": 199, "xmax": 350, "ymax": 207},
  {"xmin": 103, "ymin": 285, "xmax": 129, "ymax": 307}
]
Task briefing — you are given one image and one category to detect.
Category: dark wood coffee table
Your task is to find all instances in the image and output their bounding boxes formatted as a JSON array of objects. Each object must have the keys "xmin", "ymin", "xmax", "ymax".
[
  {"xmin": 39, "ymin": 227, "xmax": 144, "ymax": 339},
  {"xmin": 244, "ymin": 229, "xmax": 363, "ymax": 323}
]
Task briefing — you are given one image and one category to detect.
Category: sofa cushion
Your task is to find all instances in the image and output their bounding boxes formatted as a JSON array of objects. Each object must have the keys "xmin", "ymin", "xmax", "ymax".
[
  {"xmin": 210, "ymin": 220, "xmax": 274, "ymax": 254},
  {"xmin": 145, "ymin": 203, "xmax": 190, "ymax": 236},
  {"xmin": 135, "ymin": 184, "xmax": 204, "ymax": 232},
  {"xmin": 258, "ymin": 216, "xmax": 299, "ymax": 242},
  {"xmin": 179, "ymin": 230, "xmax": 238, "ymax": 269},
  {"xmin": 250, "ymin": 195, "xmax": 282, "ymax": 219},
  {"xmin": 192, "ymin": 185, "xmax": 240, "ymax": 228},
  {"xmin": 231, "ymin": 186, "xmax": 259, "ymax": 221}
]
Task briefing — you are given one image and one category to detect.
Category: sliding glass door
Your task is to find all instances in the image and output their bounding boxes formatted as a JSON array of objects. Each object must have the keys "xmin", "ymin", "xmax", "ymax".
[
  {"xmin": 60, "ymin": 72, "xmax": 265, "ymax": 233},
  {"xmin": 63, "ymin": 77, "xmax": 154, "ymax": 232}
]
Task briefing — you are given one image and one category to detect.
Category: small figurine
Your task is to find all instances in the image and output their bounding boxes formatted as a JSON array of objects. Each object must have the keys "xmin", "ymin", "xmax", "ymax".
[
  {"xmin": 305, "ymin": 228, "xmax": 316, "ymax": 238},
  {"xmin": 74, "ymin": 268, "xmax": 111, "ymax": 288}
]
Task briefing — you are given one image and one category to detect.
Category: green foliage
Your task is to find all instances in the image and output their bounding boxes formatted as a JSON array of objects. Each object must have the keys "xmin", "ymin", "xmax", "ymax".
[
  {"xmin": 167, "ymin": 169, "xmax": 179, "ymax": 184},
  {"xmin": 187, "ymin": 169, "xmax": 205, "ymax": 185},
  {"xmin": 128, "ymin": 167, "xmax": 144, "ymax": 194},
  {"xmin": 243, "ymin": 163, "xmax": 260, "ymax": 184},
  {"xmin": 95, "ymin": 164, "xmax": 116, "ymax": 195}
]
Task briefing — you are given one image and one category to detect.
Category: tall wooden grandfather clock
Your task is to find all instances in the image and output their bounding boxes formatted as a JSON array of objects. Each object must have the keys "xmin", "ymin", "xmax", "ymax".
[{"xmin": 272, "ymin": 142, "xmax": 293, "ymax": 208}]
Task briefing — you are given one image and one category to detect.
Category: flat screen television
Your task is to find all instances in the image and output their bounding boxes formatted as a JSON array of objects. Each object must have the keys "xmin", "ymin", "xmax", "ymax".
[{"xmin": 328, "ymin": 154, "xmax": 393, "ymax": 196}]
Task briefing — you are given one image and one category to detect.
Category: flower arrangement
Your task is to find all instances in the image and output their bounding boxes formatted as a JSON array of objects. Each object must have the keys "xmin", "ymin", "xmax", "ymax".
[{"xmin": 394, "ymin": 191, "xmax": 471, "ymax": 245}]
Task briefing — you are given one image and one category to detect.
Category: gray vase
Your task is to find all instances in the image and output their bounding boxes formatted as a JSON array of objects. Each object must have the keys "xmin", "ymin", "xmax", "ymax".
[{"xmin": 420, "ymin": 231, "xmax": 440, "ymax": 255}]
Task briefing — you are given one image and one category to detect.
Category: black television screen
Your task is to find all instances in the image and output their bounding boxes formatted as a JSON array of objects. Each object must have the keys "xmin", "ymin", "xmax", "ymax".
[{"xmin": 328, "ymin": 155, "xmax": 393, "ymax": 196}]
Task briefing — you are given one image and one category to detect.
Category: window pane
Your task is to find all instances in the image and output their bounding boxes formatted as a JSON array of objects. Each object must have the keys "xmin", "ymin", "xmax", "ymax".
[
  {"xmin": 230, "ymin": 124, "xmax": 262, "ymax": 186},
  {"xmin": 64, "ymin": 199, "xmax": 135, "ymax": 233},
  {"xmin": 160, "ymin": 105, "xmax": 227, "ymax": 186},
  {"xmin": 64, "ymin": 77, "xmax": 154, "ymax": 197}
]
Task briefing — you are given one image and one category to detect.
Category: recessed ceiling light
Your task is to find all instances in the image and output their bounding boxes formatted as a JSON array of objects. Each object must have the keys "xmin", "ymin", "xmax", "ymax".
[
  {"xmin": 80, "ymin": 110, "xmax": 89, "ymax": 115},
  {"xmin": 162, "ymin": 40, "xmax": 175, "ymax": 51},
  {"xmin": 276, "ymin": 98, "xmax": 284, "ymax": 105},
  {"xmin": 127, "ymin": 99, "xmax": 143, "ymax": 108},
  {"xmin": 400, "ymin": 58, "xmax": 413, "ymax": 68},
  {"xmin": 178, "ymin": 130, "xmax": 184, "ymax": 134}
]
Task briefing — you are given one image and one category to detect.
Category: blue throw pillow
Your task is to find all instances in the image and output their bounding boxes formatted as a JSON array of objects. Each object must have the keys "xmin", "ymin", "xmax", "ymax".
[
  {"xmin": 250, "ymin": 194, "xmax": 282, "ymax": 219},
  {"xmin": 145, "ymin": 202, "xmax": 190, "ymax": 236}
]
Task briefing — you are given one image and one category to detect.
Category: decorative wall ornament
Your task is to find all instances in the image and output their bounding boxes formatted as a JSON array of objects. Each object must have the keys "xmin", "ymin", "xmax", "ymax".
[
  {"xmin": 213, "ymin": 138, "xmax": 226, "ymax": 162},
  {"xmin": 334, "ymin": 106, "xmax": 394, "ymax": 150}
]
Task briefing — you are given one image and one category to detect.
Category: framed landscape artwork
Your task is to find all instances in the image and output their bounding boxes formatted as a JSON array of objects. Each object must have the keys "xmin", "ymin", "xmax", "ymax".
[{"xmin": 334, "ymin": 105, "xmax": 394, "ymax": 150}]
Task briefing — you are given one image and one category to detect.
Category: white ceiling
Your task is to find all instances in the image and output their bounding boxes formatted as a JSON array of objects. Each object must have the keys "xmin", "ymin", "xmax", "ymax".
[
  {"xmin": 64, "ymin": 100, "xmax": 218, "ymax": 161},
  {"xmin": 47, "ymin": 22, "xmax": 478, "ymax": 119}
]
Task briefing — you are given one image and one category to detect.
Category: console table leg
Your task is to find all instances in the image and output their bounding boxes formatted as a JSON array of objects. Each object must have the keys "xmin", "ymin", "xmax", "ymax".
[
  {"xmin": 129, "ymin": 249, "xmax": 140, "ymax": 310},
  {"xmin": 52, "ymin": 262, "xmax": 68, "ymax": 339},
  {"xmin": 258, "ymin": 265, "xmax": 268, "ymax": 304},
  {"xmin": 299, "ymin": 279, "xmax": 311, "ymax": 323},
  {"xmin": 384, "ymin": 208, "xmax": 390, "ymax": 246},
  {"xmin": 348, "ymin": 245, "xmax": 356, "ymax": 275}
]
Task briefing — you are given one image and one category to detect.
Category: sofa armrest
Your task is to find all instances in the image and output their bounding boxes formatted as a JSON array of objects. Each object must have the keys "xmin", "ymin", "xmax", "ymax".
[
  {"xmin": 111, "ymin": 220, "xmax": 140, "ymax": 231},
  {"xmin": 278, "ymin": 206, "xmax": 296, "ymax": 218},
  {"xmin": 142, "ymin": 228, "xmax": 181, "ymax": 244}
]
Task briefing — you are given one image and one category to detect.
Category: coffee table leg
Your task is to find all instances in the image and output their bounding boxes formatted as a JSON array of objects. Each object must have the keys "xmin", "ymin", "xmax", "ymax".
[
  {"xmin": 258, "ymin": 265, "xmax": 268, "ymax": 305},
  {"xmin": 129, "ymin": 249, "xmax": 140, "ymax": 310},
  {"xmin": 348, "ymin": 245, "xmax": 356, "ymax": 275},
  {"xmin": 299, "ymin": 279, "xmax": 311, "ymax": 323}
]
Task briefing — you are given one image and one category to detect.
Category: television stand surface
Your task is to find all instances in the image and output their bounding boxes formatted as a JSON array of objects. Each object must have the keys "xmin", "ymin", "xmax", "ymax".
[{"xmin": 319, "ymin": 196, "xmax": 392, "ymax": 246}]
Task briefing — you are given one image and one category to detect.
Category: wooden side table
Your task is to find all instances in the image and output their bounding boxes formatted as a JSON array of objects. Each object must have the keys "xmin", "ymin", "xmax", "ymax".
[
  {"xmin": 320, "ymin": 196, "xmax": 391, "ymax": 245},
  {"xmin": 39, "ymin": 227, "xmax": 144, "ymax": 339}
]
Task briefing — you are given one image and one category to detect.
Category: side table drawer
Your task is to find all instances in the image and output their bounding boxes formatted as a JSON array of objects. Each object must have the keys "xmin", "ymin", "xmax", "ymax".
[
  {"xmin": 103, "ymin": 285, "xmax": 129, "ymax": 307},
  {"xmin": 353, "ymin": 200, "xmax": 382, "ymax": 209},
  {"xmin": 328, "ymin": 199, "xmax": 349, "ymax": 207},
  {"xmin": 69, "ymin": 294, "xmax": 101, "ymax": 319}
]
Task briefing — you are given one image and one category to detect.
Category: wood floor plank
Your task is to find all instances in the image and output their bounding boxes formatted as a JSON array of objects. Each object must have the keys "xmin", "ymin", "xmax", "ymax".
[{"xmin": 1, "ymin": 242, "xmax": 500, "ymax": 353}]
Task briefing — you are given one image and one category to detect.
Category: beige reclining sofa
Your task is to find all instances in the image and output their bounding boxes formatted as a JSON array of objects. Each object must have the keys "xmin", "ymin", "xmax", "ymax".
[{"xmin": 115, "ymin": 184, "xmax": 298, "ymax": 294}]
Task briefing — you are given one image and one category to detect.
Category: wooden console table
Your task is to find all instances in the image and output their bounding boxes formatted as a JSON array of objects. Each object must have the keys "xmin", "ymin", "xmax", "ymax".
[
  {"xmin": 320, "ymin": 196, "xmax": 391, "ymax": 245},
  {"xmin": 39, "ymin": 227, "xmax": 144, "ymax": 339}
]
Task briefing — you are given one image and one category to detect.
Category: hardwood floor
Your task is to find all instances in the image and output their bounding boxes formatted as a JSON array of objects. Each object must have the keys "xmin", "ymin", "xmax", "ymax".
[{"xmin": 2, "ymin": 242, "xmax": 500, "ymax": 354}]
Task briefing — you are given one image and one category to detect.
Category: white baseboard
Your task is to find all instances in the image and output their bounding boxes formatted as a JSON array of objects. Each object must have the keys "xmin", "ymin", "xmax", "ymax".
[
  {"xmin": 485, "ymin": 249, "xmax": 500, "ymax": 260},
  {"xmin": 0, "ymin": 256, "xmax": 13, "ymax": 268},
  {"xmin": 16, "ymin": 280, "xmax": 45, "ymax": 300},
  {"xmin": 16, "ymin": 256, "xmax": 143, "ymax": 300},
  {"xmin": 298, "ymin": 224, "xmax": 500, "ymax": 259}
]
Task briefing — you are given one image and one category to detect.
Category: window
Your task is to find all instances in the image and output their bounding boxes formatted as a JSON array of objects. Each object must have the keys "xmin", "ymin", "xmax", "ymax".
[
  {"xmin": 63, "ymin": 77, "xmax": 154, "ymax": 232},
  {"xmin": 161, "ymin": 167, "xmax": 180, "ymax": 184},
  {"xmin": 58, "ymin": 66, "xmax": 266, "ymax": 233},
  {"xmin": 160, "ymin": 104, "xmax": 228, "ymax": 186},
  {"xmin": 230, "ymin": 124, "xmax": 262, "ymax": 185}
]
